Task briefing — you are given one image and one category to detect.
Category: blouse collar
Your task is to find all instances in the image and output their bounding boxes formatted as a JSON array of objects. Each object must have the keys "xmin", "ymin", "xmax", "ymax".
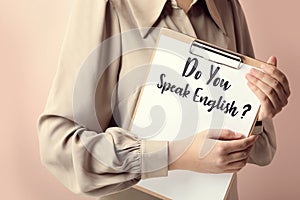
[{"xmin": 124, "ymin": 0, "xmax": 226, "ymax": 37}]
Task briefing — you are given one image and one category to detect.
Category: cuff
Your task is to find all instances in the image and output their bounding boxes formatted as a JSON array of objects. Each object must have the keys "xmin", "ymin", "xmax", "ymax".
[
  {"xmin": 252, "ymin": 120, "xmax": 263, "ymax": 135},
  {"xmin": 140, "ymin": 140, "xmax": 168, "ymax": 179}
]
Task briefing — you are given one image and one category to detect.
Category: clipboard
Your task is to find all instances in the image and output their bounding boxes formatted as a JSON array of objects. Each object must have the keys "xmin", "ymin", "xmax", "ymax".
[{"xmin": 129, "ymin": 28, "xmax": 263, "ymax": 200}]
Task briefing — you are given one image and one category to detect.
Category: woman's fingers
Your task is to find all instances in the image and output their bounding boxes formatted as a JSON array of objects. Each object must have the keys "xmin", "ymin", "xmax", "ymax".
[
  {"xmin": 207, "ymin": 129, "xmax": 244, "ymax": 140},
  {"xmin": 246, "ymin": 56, "xmax": 291, "ymax": 120},
  {"xmin": 224, "ymin": 145, "xmax": 254, "ymax": 172},
  {"xmin": 173, "ymin": 130, "xmax": 258, "ymax": 174},
  {"xmin": 248, "ymin": 68, "xmax": 288, "ymax": 107},
  {"xmin": 219, "ymin": 135, "xmax": 257, "ymax": 154},
  {"xmin": 261, "ymin": 64, "xmax": 291, "ymax": 98},
  {"xmin": 246, "ymin": 72, "xmax": 282, "ymax": 112},
  {"xmin": 213, "ymin": 138, "xmax": 255, "ymax": 172},
  {"xmin": 226, "ymin": 146, "xmax": 252, "ymax": 163},
  {"xmin": 224, "ymin": 159, "xmax": 248, "ymax": 173}
]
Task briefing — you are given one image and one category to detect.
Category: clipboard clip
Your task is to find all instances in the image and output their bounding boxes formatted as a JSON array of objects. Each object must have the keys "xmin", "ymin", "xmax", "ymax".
[{"xmin": 190, "ymin": 40, "xmax": 243, "ymax": 69}]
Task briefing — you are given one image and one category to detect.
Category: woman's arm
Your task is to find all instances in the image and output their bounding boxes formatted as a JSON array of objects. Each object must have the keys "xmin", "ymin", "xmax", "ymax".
[{"xmin": 37, "ymin": 0, "xmax": 168, "ymax": 197}]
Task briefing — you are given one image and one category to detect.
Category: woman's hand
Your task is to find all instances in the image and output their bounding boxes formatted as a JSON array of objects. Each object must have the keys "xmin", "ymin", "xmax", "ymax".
[
  {"xmin": 246, "ymin": 56, "xmax": 290, "ymax": 120},
  {"xmin": 168, "ymin": 129, "xmax": 257, "ymax": 173}
]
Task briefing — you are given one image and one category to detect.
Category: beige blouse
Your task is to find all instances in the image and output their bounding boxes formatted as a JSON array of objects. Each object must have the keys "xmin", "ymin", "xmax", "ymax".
[{"xmin": 37, "ymin": 0, "xmax": 276, "ymax": 199}]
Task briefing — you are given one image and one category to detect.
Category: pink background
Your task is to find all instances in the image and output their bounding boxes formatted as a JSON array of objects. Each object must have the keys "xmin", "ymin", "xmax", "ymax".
[{"xmin": 0, "ymin": 0, "xmax": 299, "ymax": 199}]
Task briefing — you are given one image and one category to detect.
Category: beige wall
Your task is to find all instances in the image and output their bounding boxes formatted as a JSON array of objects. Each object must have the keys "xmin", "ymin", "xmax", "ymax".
[{"xmin": 0, "ymin": 0, "xmax": 299, "ymax": 199}]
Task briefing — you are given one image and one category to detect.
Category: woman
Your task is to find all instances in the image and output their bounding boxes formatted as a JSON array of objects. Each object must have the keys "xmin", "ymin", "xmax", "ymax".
[{"xmin": 38, "ymin": 0, "xmax": 290, "ymax": 199}]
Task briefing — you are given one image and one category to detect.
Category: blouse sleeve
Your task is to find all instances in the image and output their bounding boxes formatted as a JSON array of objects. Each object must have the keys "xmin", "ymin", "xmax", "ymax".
[
  {"xmin": 230, "ymin": 0, "xmax": 277, "ymax": 166},
  {"xmin": 37, "ymin": 0, "xmax": 168, "ymax": 197}
]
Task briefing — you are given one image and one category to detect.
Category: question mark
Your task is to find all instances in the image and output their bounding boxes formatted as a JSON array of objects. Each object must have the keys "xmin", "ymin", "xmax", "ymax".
[{"xmin": 241, "ymin": 104, "xmax": 252, "ymax": 119}]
